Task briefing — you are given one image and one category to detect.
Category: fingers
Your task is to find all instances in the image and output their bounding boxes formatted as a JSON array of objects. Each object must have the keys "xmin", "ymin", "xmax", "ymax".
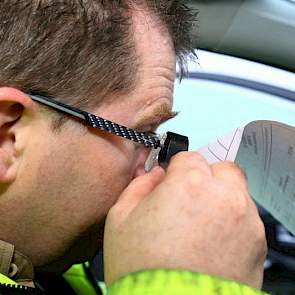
[
  {"xmin": 160, "ymin": 152, "xmax": 247, "ymax": 188},
  {"xmin": 166, "ymin": 152, "xmax": 212, "ymax": 182},
  {"xmin": 167, "ymin": 152, "xmax": 210, "ymax": 172},
  {"xmin": 167, "ymin": 153, "xmax": 248, "ymax": 192},
  {"xmin": 105, "ymin": 151, "xmax": 267, "ymax": 289},
  {"xmin": 211, "ymin": 161, "xmax": 248, "ymax": 190},
  {"xmin": 112, "ymin": 166, "xmax": 165, "ymax": 219}
]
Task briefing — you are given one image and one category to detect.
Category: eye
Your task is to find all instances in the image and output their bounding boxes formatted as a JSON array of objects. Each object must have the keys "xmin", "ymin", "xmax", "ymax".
[{"xmin": 139, "ymin": 124, "xmax": 158, "ymax": 134}]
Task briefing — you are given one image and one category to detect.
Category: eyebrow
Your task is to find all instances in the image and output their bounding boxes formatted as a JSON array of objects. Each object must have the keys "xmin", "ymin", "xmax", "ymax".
[{"xmin": 133, "ymin": 104, "xmax": 178, "ymax": 130}]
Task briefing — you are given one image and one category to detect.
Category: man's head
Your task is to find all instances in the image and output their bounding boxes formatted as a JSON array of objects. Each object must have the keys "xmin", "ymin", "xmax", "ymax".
[
  {"xmin": 0, "ymin": 0, "xmax": 195, "ymax": 109},
  {"xmin": 0, "ymin": 0, "xmax": 196, "ymax": 274}
]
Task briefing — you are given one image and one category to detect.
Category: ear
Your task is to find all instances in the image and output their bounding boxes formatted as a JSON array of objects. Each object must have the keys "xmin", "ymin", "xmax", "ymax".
[{"xmin": 0, "ymin": 87, "xmax": 35, "ymax": 184}]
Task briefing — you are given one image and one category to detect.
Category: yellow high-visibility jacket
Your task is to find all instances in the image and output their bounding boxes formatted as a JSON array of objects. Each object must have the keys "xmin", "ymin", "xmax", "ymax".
[{"xmin": 0, "ymin": 264, "xmax": 268, "ymax": 294}]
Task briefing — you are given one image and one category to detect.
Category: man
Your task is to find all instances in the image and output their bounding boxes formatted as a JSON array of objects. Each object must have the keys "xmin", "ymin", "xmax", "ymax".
[{"xmin": 0, "ymin": 1, "xmax": 267, "ymax": 294}]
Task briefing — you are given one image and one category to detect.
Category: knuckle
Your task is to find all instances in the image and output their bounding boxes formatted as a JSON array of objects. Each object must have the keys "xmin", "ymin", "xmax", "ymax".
[
  {"xmin": 171, "ymin": 151, "xmax": 207, "ymax": 167},
  {"xmin": 170, "ymin": 151, "xmax": 190, "ymax": 162},
  {"xmin": 167, "ymin": 152, "xmax": 211, "ymax": 179},
  {"xmin": 255, "ymin": 219, "xmax": 267, "ymax": 258},
  {"xmin": 256, "ymin": 216, "xmax": 267, "ymax": 242},
  {"xmin": 247, "ymin": 201, "xmax": 267, "ymax": 252},
  {"xmin": 184, "ymin": 169, "xmax": 210, "ymax": 187},
  {"xmin": 248, "ymin": 200, "xmax": 266, "ymax": 239},
  {"xmin": 223, "ymin": 161, "xmax": 245, "ymax": 175},
  {"xmin": 234, "ymin": 168, "xmax": 247, "ymax": 184},
  {"xmin": 215, "ymin": 161, "xmax": 247, "ymax": 184},
  {"xmin": 226, "ymin": 191, "xmax": 253, "ymax": 221},
  {"xmin": 230, "ymin": 195, "xmax": 248, "ymax": 219}
]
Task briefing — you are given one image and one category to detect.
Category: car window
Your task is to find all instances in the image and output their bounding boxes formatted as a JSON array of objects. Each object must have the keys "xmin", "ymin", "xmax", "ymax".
[
  {"xmin": 189, "ymin": 50, "xmax": 295, "ymax": 91},
  {"xmin": 160, "ymin": 51, "xmax": 295, "ymax": 151},
  {"xmin": 159, "ymin": 77, "xmax": 295, "ymax": 150}
]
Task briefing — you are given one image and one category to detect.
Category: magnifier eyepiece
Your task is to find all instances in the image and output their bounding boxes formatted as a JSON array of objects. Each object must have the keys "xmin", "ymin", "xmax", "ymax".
[{"xmin": 158, "ymin": 132, "xmax": 189, "ymax": 169}]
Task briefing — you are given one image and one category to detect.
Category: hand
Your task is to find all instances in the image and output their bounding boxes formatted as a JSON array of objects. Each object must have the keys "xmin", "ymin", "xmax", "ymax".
[{"xmin": 103, "ymin": 152, "xmax": 267, "ymax": 289}]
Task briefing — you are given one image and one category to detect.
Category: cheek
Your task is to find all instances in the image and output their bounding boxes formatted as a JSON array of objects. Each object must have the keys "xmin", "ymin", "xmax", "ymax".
[{"xmin": 33, "ymin": 136, "xmax": 136, "ymax": 226}]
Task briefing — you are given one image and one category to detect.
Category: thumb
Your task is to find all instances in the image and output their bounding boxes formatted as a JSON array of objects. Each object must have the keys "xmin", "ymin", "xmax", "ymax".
[{"xmin": 115, "ymin": 166, "xmax": 165, "ymax": 218}]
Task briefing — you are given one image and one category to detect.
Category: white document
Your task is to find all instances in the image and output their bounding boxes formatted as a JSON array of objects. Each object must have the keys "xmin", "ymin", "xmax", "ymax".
[{"xmin": 198, "ymin": 120, "xmax": 295, "ymax": 236}]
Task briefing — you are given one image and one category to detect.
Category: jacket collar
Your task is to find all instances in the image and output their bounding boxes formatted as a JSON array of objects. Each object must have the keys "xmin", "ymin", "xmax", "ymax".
[{"xmin": 0, "ymin": 239, "xmax": 35, "ymax": 287}]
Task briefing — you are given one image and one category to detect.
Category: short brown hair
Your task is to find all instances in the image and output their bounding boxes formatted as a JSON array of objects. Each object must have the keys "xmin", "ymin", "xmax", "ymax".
[{"xmin": 0, "ymin": 0, "xmax": 197, "ymax": 111}]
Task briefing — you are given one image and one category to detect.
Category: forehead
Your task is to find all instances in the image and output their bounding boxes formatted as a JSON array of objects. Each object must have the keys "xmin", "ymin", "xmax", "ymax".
[
  {"xmin": 132, "ymin": 7, "xmax": 176, "ymax": 77},
  {"xmin": 129, "ymin": 9, "xmax": 177, "ymax": 126},
  {"xmin": 94, "ymin": 8, "xmax": 176, "ymax": 129}
]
